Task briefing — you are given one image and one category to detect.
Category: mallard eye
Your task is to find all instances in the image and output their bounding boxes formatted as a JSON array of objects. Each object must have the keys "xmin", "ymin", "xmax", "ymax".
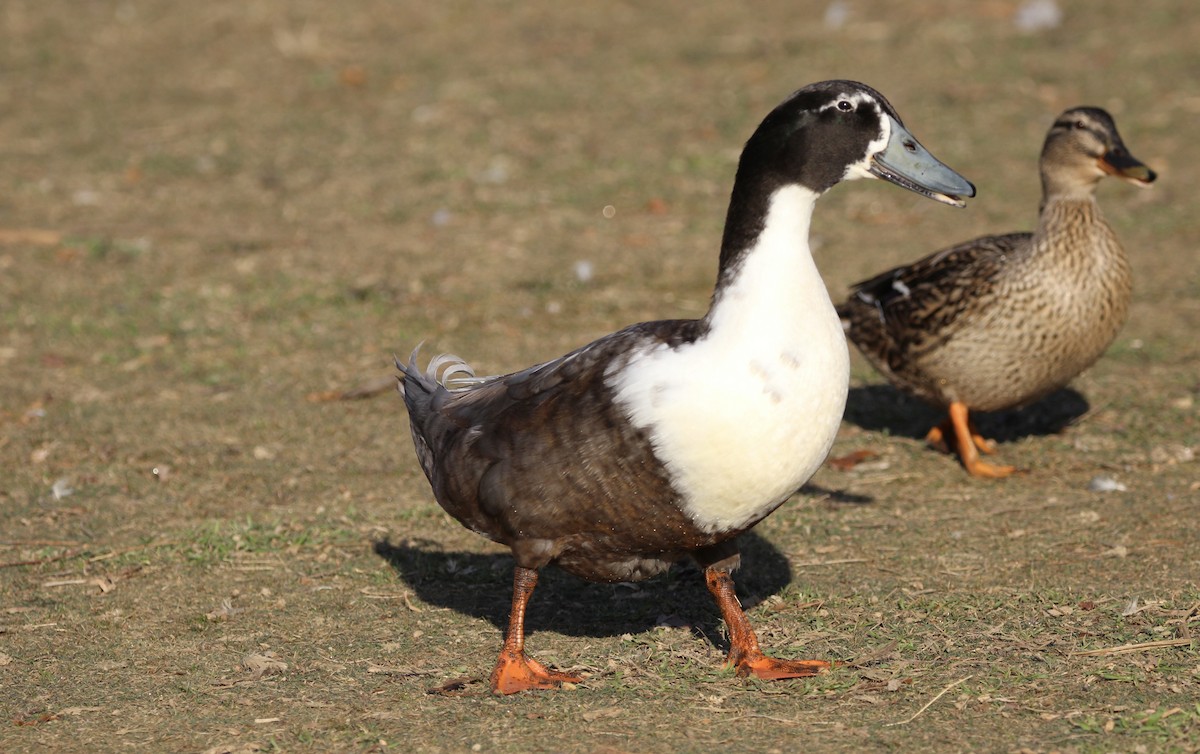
[
  {"xmin": 837, "ymin": 100, "xmax": 853, "ymax": 112},
  {"xmin": 1073, "ymin": 120, "xmax": 1087, "ymax": 130}
]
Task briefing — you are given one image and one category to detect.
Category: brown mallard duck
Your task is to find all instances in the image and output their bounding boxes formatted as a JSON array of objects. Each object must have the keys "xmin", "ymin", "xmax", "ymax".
[
  {"xmin": 399, "ymin": 81, "xmax": 974, "ymax": 694},
  {"xmin": 838, "ymin": 107, "xmax": 1155, "ymax": 477}
]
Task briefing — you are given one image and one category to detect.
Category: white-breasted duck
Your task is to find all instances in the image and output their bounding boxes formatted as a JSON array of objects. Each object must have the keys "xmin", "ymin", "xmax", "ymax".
[
  {"xmin": 399, "ymin": 80, "xmax": 974, "ymax": 694},
  {"xmin": 838, "ymin": 107, "xmax": 1154, "ymax": 477}
]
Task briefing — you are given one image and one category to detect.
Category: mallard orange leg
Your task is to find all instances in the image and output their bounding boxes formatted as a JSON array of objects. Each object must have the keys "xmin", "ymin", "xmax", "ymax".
[
  {"xmin": 704, "ymin": 568, "xmax": 831, "ymax": 680},
  {"xmin": 489, "ymin": 566, "xmax": 582, "ymax": 695},
  {"xmin": 924, "ymin": 418, "xmax": 954, "ymax": 454},
  {"xmin": 946, "ymin": 401, "xmax": 1015, "ymax": 478},
  {"xmin": 925, "ymin": 412, "xmax": 998, "ymax": 456}
]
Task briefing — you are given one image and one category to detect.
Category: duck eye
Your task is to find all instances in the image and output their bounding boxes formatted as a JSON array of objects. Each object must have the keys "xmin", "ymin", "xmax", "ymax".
[
  {"xmin": 837, "ymin": 100, "xmax": 853, "ymax": 112},
  {"xmin": 1073, "ymin": 120, "xmax": 1087, "ymax": 130}
]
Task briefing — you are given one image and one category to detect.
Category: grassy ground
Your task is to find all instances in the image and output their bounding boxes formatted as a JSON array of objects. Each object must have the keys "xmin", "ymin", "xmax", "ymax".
[{"xmin": 2, "ymin": 1, "xmax": 1198, "ymax": 752}]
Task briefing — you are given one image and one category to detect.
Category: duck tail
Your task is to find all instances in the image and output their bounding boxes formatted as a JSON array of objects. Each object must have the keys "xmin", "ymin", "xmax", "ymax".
[
  {"xmin": 396, "ymin": 347, "xmax": 484, "ymax": 404},
  {"xmin": 396, "ymin": 345, "xmax": 432, "ymax": 412},
  {"xmin": 396, "ymin": 347, "xmax": 490, "ymax": 484}
]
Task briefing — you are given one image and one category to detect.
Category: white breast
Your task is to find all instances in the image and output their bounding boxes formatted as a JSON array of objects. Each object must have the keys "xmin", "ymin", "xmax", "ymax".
[{"xmin": 609, "ymin": 186, "xmax": 849, "ymax": 534}]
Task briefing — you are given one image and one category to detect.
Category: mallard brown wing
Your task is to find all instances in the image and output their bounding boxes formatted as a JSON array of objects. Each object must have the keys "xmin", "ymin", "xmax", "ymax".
[{"xmin": 837, "ymin": 233, "xmax": 1028, "ymax": 390}]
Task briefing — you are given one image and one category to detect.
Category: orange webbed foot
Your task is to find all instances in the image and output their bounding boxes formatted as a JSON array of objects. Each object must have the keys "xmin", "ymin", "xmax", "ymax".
[
  {"xmin": 490, "ymin": 649, "xmax": 582, "ymax": 695},
  {"xmin": 962, "ymin": 457, "xmax": 1018, "ymax": 478},
  {"xmin": 945, "ymin": 402, "xmax": 1021, "ymax": 478},
  {"xmin": 730, "ymin": 649, "xmax": 833, "ymax": 681}
]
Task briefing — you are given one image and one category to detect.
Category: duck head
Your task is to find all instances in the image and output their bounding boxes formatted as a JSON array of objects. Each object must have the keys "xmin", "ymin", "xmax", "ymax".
[
  {"xmin": 1042, "ymin": 106, "xmax": 1157, "ymax": 195},
  {"xmin": 736, "ymin": 80, "xmax": 976, "ymax": 208}
]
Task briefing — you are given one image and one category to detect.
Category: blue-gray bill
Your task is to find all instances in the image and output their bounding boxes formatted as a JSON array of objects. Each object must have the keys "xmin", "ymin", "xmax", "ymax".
[{"xmin": 870, "ymin": 115, "xmax": 976, "ymax": 207}]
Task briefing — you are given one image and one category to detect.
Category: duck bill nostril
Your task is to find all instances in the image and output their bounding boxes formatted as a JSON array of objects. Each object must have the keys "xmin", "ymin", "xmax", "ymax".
[
  {"xmin": 1098, "ymin": 150, "xmax": 1157, "ymax": 184},
  {"xmin": 869, "ymin": 116, "xmax": 975, "ymax": 207}
]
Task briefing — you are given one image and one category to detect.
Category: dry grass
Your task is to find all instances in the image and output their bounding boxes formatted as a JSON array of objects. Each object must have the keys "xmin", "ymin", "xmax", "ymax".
[{"xmin": 2, "ymin": 1, "xmax": 1199, "ymax": 752}]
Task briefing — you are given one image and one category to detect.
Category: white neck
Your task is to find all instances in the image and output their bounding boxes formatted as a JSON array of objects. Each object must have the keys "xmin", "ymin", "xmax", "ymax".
[
  {"xmin": 611, "ymin": 184, "xmax": 850, "ymax": 534},
  {"xmin": 706, "ymin": 185, "xmax": 824, "ymax": 344}
]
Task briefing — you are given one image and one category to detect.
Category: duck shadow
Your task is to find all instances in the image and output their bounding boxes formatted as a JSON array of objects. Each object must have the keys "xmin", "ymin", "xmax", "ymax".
[
  {"xmin": 843, "ymin": 384, "xmax": 1090, "ymax": 444},
  {"xmin": 374, "ymin": 531, "xmax": 793, "ymax": 647}
]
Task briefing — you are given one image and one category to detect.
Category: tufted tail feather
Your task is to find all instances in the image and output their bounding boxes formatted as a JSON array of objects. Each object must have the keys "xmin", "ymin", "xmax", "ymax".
[
  {"xmin": 396, "ymin": 347, "xmax": 488, "ymax": 398},
  {"xmin": 396, "ymin": 346, "xmax": 494, "ymax": 486},
  {"xmin": 426, "ymin": 352, "xmax": 490, "ymax": 388}
]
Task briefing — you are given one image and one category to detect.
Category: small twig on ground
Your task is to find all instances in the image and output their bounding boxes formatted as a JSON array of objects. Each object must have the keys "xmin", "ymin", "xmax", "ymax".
[
  {"xmin": 366, "ymin": 663, "xmax": 439, "ymax": 676},
  {"xmin": 0, "ymin": 548, "xmax": 87, "ymax": 569},
  {"xmin": 1070, "ymin": 638, "xmax": 1195, "ymax": 657},
  {"xmin": 886, "ymin": 675, "xmax": 973, "ymax": 727},
  {"xmin": 847, "ymin": 640, "xmax": 898, "ymax": 667},
  {"xmin": 790, "ymin": 558, "xmax": 868, "ymax": 568},
  {"xmin": 0, "ymin": 228, "xmax": 62, "ymax": 246},
  {"xmin": 721, "ymin": 713, "xmax": 843, "ymax": 727},
  {"xmin": 42, "ymin": 579, "xmax": 89, "ymax": 588},
  {"xmin": 358, "ymin": 588, "xmax": 424, "ymax": 612},
  {"xmin": 1177, "ymin": 602, "xmax": 1199, "ymax": 640},
  {"xmin": 87, "ymin": 539, "xmax": 179, "ymax": 563},
  {"xmin": 725, "ymin": 714, "xmax": 801, "ymax": 726}
]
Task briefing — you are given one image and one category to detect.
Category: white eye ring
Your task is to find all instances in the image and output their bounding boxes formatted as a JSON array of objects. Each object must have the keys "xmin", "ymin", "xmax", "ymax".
[{"xmin": 837, "ymin": 100, "xmax": 853, "ymax": 112}]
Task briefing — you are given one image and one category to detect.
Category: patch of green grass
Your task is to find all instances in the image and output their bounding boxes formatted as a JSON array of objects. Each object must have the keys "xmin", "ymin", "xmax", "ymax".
[{"xmin": 178, "ymin": 518, "xmax": 358, "ymax": 566}]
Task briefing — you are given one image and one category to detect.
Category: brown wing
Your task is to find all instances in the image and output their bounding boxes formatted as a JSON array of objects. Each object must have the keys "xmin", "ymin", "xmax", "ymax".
[
  {"xmin": 838, "ymin": 233, "xmax": 1028, "ymax": 378},
  {"xmin": 400, "ymin": 320, "xmax": 719, "ymax": 578}
]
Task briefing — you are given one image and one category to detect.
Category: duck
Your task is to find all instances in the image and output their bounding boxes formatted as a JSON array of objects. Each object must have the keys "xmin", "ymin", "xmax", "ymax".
[
  {"xmin": 399, "ymin": 80, "xmax": 974, "ymax": 694},
  {"xmin": 837, "ymin": 107, "xmax": 1155, "ymax": 478}
]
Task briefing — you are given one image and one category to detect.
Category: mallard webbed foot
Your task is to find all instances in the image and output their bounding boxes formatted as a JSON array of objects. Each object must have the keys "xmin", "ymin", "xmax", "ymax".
[
  {"xmin": 961, "ymin": 455, "xmax": 1017, "ymax": 478},
  {"xmin": 931, "ymin": 402, "xmax": 1019, "ymax": 478}
]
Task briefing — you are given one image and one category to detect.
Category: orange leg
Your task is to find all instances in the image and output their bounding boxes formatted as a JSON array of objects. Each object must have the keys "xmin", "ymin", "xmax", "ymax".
[
  {"xmin": 924, "ymin": 418, "xmax": 953, "ymax": 454},
  {"xmin": 704, "ymin": 568, "xmax": 831, "ymax": 680},
  {"xmin": 947, "ymin": 401, "xmax": 1015, "ymax": 478},
  {"xmin": 489, "ymin": 566, "xmax": 582, "ymax": 695},
  {"xmin": 965, "ymin": 417, "xmax": 997, "ymax": 455},
  {"xmin": 926, "ymin": 414, "xmax": 996, "ymax": 455}
]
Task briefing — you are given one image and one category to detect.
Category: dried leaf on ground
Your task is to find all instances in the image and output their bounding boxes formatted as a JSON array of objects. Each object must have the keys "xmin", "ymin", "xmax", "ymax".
[
  {"xmin": 426, "ymin": 676, "xmax": 484, "ymax": 696},
  {"xmin": 242, "ymin": 652, "xmax": 288, "ymax": 680}
]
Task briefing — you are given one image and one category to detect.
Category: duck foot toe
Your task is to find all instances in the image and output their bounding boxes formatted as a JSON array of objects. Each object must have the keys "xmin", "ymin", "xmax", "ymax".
[
  {"xmin": 490, "ymin": 650, "xmax": 582, "ymax": 694},
  {"xmin": 731, "ymin": 650, "xmax": 833, "ymax": 681}
]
